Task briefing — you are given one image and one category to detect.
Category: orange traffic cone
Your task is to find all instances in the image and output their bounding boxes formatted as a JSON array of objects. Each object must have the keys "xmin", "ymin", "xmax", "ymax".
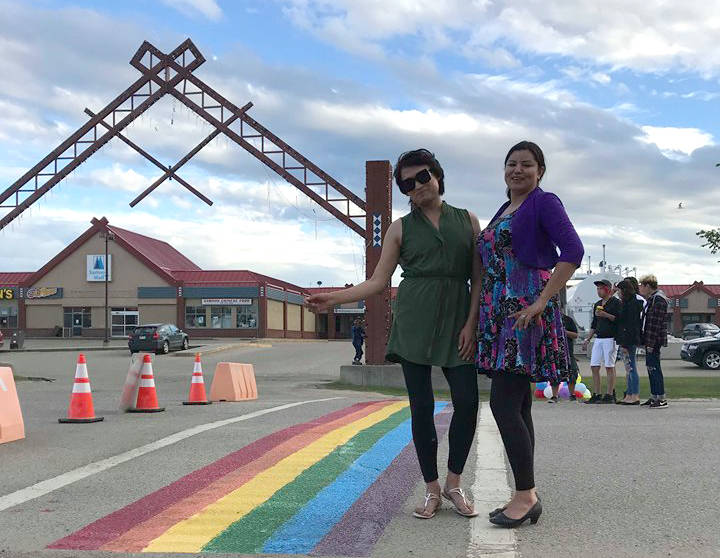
[
  {"xmin": 59, "ymin": 354, "xmax": 104, "ymax": 423},
  {"xmin": 128, "ymin": 354, "xmax": 165, "ymax": 413},
  {"xmin": 183, "ymin": 353, "xmax": 211, "ymax": 405}
]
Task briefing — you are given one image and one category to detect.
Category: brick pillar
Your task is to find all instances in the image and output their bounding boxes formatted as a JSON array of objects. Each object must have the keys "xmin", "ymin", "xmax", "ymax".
[
  {"xmin": 715, "ymin": 304, "xmax": 720, "ymax": 327},
  {"xmin": 300, "ymin": 302, "xmax": 305, "ymax": 338},
  {"xmin": 673, "ymin": 304, "xmax": 682, "ymax": 336},
  {"xmin": 364, "ymin": 160, "xmax": 392, "ymax": 364},
  {"xmin": 258, "ymin": 283, "xmax": 268, "ymax": 339},
  {"xmin": 283, "ymin": 297, "xmax": 288, "ymax": 339},
  {"xmin": 176, "ymin": 285, "xmax": 185, "ymax": 329},
  {"xmin": 18, "ymin": 298, "xmax": 26, "ymax": 330},
  {"xmin": 328, "ymin": 310, "xmax": 336, "ymax": 340}
]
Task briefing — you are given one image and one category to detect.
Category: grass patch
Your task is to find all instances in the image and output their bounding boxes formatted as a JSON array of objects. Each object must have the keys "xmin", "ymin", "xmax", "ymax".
[
  {"xmin": 543, "ymin": 376, "xmax": 720, "ymax": 399},
  {"xmin": 320, "ymin": 381, "xmax": 490, "ymax": 401}
]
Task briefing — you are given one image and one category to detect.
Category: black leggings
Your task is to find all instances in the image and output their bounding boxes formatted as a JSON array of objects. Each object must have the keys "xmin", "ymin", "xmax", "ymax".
[
  {"xmin": 401, "ymin": 361, "xmax": 479, "ymax": 483},
  {"xmin": 489, "ymin": 373, "xmax": 535, "ymax": 491}
]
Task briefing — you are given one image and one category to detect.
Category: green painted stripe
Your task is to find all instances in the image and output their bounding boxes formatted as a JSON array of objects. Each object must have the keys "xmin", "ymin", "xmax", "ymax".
[{"xmin": 202, "ymin": 406, "xmax": 411, "ymax": 554}]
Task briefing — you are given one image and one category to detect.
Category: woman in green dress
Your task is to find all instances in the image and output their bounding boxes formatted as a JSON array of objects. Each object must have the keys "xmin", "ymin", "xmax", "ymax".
[{"xmin": 306, "ymin": 149, "xmax": 483, "ymax": 519}]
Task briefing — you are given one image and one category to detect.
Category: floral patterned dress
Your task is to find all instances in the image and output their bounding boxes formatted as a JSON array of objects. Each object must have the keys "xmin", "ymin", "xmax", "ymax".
[{"xmin": 476, "ymin": 213, "xmax": 570, "ymax": 382}]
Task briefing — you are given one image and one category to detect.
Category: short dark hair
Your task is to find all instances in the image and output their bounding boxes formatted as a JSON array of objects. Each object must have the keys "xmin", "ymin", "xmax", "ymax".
[
  {"xmin": 393, "ymin": 149, "xmax": 444, "ymax": 195},
  {"xmin": 504, "ymin": 141, "xmax": 546, "ymax": 199}
]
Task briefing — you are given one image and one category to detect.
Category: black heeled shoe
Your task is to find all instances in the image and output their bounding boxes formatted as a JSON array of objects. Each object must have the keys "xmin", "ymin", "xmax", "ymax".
[
  {"xmin": 489, "ymin": 494, "xmax": 541, "ymax": 518},
  {"xmin": 489, "ymin": 500, "xmax": 542, "ymax": 528}
]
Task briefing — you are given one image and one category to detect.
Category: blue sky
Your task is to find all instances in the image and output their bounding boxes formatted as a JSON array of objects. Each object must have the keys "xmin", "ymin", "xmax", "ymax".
[{"xmin": 1, "ymin": 0, "xmax": 719, "ymax": 287}]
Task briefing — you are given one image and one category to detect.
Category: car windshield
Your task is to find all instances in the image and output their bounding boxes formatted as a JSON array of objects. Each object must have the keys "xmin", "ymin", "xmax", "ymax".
[{"xmin": 133, "ymin": 327, "xmax": 157, "ymax": 335}]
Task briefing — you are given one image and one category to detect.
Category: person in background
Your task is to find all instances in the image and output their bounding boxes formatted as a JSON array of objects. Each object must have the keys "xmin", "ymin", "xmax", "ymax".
[
  {"xmin": 548, "ymin": 308, "xmax": 579, "ymax": 403},
  {"xmin": 582, "ymin": 279, "xmax": 622, "ymax": 404},
  {"xmin": 351, "ymin": 318, "xmax": 366, "ymax": 364},
  {"xmin": 639, "ymin": 275, "xmax": 669, "ymax": 408},
  {"xmin": 614, "ymin": 279, "xmax": 643, "ymax": 405}
]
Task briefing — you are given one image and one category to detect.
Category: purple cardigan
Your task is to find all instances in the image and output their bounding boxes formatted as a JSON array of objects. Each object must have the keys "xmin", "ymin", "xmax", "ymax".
[{"xmin": 489, "ymin": 187, "xmax": 584, "ymax": 269}]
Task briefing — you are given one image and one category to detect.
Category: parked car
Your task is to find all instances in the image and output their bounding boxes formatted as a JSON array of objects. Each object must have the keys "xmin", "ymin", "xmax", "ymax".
[
  {"xmin": 128, "ymin": 323, "xmax": 189, "ymax": 354},
  {"xmin": 681, "ymin": 332, "xmax": 720, "ymax": 370},
  {"xmin": 682, "ymin": 322, "xmax": 720, "ymax": 340}
]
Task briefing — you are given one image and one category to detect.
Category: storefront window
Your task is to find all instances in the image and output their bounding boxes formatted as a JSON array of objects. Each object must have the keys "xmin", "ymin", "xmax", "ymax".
[
  {"xmin": 0, "ymin": 304, "xmax": 18, "ymax": 328},
  {"xmin": 210, "ymin": 306, "xmax": 232, "ymax": 329},
  {"xmin": 111, "ymin": 307, "xmax": 138, "ymax": 337},
  {"xmin": 185, "ymin": 306, "xmax": 207, "ymax": 328},
  {"xmin": 236, "ymin": 302, "xmax": 258, "ymax": 329},
  {"xmin": 63, "ymin": 307, "xmax": 91, "ymax": 335}
]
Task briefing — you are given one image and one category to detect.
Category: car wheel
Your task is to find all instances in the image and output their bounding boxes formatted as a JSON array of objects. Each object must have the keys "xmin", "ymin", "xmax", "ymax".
[
  {"xmin": 161, "ymin": 340, "xmax": 170, "ymax": 355},
  {"xmin": 703, "ymin": 350, "xmax": 720, "ymax": 370},
  {"xmin": 182, "ymin": 337, "xmax": 189, "ymax": 350}
]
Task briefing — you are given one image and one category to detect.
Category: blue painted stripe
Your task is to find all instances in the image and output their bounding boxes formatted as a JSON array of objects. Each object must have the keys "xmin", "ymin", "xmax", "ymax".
[{"xmin": 262, "ymin": 402, "xmax": 448, "ymax": 555}]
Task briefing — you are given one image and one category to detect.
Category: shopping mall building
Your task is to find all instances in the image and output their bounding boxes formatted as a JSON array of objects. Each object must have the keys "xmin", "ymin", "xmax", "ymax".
[{"xmin": 0, "ymin": 217, "xmax": 319, "ymax": 340}]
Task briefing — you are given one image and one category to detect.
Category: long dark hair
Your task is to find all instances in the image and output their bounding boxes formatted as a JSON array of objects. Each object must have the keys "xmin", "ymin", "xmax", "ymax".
[
  {"xmin": 616, "ymin": 279, "xmax": 636, "ymax": 302},
  {"xmin": 504, "ymin": 141, "xmax": 546, "ymax": 199}
]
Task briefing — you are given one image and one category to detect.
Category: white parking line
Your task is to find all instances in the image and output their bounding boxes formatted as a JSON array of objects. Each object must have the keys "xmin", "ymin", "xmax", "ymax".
[
  {"xmin": 0, "ymin": 397, "xmax": 343, "ymax": 512},
  {"xmin": 468, "ymin": 402, "xmax": 517, "ymax": 558}
]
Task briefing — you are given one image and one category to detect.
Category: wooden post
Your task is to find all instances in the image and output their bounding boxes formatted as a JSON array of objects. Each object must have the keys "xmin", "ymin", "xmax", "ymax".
[{"xmin": 364, "ymin": 160, "xmax": 392, "ymax": 364}]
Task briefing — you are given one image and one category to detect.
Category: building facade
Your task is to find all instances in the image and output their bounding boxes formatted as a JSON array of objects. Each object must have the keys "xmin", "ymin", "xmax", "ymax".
[
  {"xmin": 662, "ymin": 282, "xmax": 720, "ymax": 335},
  {"xmin": 0, "ymin": 217, "xmax": 316, "ymax": 340}
]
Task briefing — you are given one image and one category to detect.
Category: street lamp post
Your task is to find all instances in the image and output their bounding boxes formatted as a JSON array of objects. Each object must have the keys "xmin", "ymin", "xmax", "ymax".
[{"xmin": 102, "ymin": 231, "xmax": 115, "ymax": 345}]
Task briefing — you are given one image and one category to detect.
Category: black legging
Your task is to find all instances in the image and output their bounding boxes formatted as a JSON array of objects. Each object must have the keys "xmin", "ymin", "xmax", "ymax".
[
  {"xmin": 489, "ymin": 373, "xmax": 535, "ymax": 491},
  {"xmin": 401, "ymin": 361, "xmax": 479, "ymax": 483}
]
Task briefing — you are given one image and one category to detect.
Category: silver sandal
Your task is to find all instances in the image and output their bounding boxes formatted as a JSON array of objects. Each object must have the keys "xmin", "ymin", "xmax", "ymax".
[
  {"xmin": 412, "ymin": 492, "xmax": 441, "ymax": 519},
  {"xmin": 442, "ymin": 487, "xmax": 479, "ymax": 517}
]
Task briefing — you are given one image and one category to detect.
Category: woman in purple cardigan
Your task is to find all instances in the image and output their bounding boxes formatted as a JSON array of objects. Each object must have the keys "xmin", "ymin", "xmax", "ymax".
[{"xmin": 477, "ymin": 141, "xmax": 583, "ymax": 527}]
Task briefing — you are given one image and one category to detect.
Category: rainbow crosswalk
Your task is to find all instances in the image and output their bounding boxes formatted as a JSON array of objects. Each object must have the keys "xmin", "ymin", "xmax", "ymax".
[{"xmin": 49, "ymin": 400, "xmax": 451, "ymax": 555}]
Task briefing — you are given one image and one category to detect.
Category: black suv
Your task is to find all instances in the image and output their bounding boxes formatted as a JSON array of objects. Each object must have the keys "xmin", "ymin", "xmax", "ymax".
[
  {"xmin": 128, "ymin": 323, "xmax": 189, "ymax": 355},
  {"xmin": 681, "ymin": 333, "xmax": 720, "ymax": 370}
]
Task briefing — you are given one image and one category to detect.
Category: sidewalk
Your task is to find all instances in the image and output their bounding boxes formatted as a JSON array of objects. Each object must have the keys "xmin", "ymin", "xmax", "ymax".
[{"xmin": 0, "ymin": 337, "xmax": 264, "ymax": 354}]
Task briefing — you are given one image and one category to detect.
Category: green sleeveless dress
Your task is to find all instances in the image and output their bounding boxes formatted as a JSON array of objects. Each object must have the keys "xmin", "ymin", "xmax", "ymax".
[{"xmin": 385, "ymin": 202, "xmax": 474, "ymax": 368}]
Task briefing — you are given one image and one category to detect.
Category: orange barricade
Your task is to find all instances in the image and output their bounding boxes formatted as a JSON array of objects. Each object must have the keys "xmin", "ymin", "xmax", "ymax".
[
  {"xmin": 209, "ymin": 362, "xmax": 258, "ymax": 402},
  {"xmin": 0, "ymin": 366, "xmax": 25, "ymax": 444}
]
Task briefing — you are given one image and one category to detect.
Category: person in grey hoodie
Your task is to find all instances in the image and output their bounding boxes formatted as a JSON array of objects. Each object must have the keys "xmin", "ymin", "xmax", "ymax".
[{"xmin": 639, "ymin": 275, "xmax": 669, "ymax": 408}]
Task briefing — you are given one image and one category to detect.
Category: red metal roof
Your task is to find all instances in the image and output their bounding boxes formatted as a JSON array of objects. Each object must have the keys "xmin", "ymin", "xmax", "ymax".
[
  {"xmin": 173, "ymin": 270, "xmax": 308, "ymax": 293},
  {"xmin": 0, "ymin": 272, "xmax": 34, "ymax": 286},
  {"xmin": 660, "ymin": 284, "xmax": 720, "ymax": 297},
  {"xmin": 108, "ymin": 225, "xmax": 201, "ymax": 273}
]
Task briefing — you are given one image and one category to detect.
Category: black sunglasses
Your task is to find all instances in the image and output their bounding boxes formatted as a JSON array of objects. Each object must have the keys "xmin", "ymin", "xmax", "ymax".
[{"xmin": 398, "ymin": 168, "xmax": 432, "ymax": 194}]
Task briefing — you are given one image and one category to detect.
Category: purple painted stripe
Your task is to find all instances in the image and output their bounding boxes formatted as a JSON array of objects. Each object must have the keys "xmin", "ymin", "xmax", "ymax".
[
  {"xmin": 48, "ymin": 401, "xmax": 380, "ymax": 551},
  {"xmin": 311, "ymin": 406, "xmax": 453, "ymax": 557}
]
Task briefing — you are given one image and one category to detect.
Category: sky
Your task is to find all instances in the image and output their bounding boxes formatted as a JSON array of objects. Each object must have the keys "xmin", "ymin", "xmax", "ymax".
[{"xmin": 1, "ymin": 0, "xmax": 719, "ymax": 288}]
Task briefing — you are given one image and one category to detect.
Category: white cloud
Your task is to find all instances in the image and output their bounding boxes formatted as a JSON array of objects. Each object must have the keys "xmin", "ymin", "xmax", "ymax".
[
  {"xmin": 280, "ymin": 1, "xmax": 720, "ymax": 75},
  {"xmin": 639, "ymin": 126, "xmax": 715, "ymax": 158},
  {"xmin": 161, "ymin": 0, "xmax": 222, "ymax": 21}
]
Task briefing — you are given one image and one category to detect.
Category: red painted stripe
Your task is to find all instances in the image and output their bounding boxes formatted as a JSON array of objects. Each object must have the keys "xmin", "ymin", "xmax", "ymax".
[
  {"xmin": 101, "ymin": 401, "xmax": 392, "ymax": 553},
  {"xmin": 48, "ymin": 400, "xmax": 387, "ymax": 551}
]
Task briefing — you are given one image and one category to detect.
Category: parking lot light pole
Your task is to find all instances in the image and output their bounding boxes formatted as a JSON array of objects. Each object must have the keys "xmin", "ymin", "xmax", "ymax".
[{"xmin": 102, "ymin": 231, "xmax": 115, "ymax": 345}]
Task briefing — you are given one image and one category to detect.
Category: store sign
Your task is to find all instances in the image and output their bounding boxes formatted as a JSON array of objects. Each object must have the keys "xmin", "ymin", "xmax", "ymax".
[
  {"xmin": 201, "ymin": 298, "xmax": 253, "ymax": 306},
  {"xmin": 0, "ymin": 288, "xmax": 15, "ymax": 300},
  {"xmin": 26, "ymin": 287, "xmax": 63, "ymax": 299},
  {"xmin": 334, "ymin": 307, "xmax": 365, "ymax": 314},
  {"xmin": 87, "ymin": 255, "xmax": 112, "ymax": 282}
]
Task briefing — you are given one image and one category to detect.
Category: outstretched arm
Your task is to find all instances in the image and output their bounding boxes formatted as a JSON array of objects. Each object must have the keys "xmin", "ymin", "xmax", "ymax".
[{"xmin": 305, "ymin": 220, "xmax": 402, "ymax": 311}]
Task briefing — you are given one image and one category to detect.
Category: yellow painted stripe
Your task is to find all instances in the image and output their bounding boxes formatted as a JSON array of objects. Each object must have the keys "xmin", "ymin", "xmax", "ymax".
[{"xmin": 142, "ymin": 401, "xmax": 408, "ymax": 553}]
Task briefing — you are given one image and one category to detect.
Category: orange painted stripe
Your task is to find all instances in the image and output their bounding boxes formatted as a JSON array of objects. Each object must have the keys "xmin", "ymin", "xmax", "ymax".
[{"xmin": 101, "ymin": 400, "xmax": 395, "ymax": 552}]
